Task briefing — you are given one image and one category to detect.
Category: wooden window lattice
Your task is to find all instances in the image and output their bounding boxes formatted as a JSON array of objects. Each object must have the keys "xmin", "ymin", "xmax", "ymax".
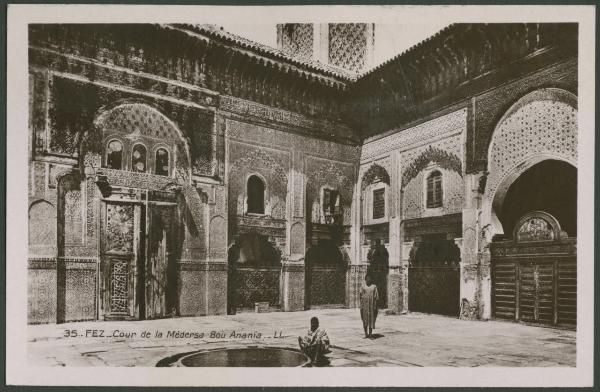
[
  {"xmin": 323, "ymin": 188, "xmax": 341, "ymax": 224},
  {"xmin": 372, "ymin": 188, "xmax": 385, "ymax": 219},
  {"xmin": 426, "ymin": 171, "xmax": 443, "ymax": 208}
]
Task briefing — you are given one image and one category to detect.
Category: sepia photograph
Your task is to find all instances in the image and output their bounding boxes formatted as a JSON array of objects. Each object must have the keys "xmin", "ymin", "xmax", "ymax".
[{"xmin": 5, "ymin": 3, "xmax": 595, "ymax": 387}]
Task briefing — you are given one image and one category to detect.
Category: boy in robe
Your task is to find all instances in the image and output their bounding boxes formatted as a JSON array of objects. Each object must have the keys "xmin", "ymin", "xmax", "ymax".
[
  {"xmin": 298, "ymin": 316, "xmax": 330, "ymax": 366},
  {"xmin": 360, "ymin": 274, "xmax": 379, "ymax": 338}
]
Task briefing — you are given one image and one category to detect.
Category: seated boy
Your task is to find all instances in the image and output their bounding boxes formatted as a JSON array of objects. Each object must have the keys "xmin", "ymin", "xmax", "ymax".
[{"xmin": 298, "ymin": 316, "xmax": 330, "ymax": 366}]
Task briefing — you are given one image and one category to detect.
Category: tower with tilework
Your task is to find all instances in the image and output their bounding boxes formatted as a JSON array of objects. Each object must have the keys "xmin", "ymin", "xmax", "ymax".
[{"xmin": 277, "ymin": 23, "xmax": 375, "ymax": 74}]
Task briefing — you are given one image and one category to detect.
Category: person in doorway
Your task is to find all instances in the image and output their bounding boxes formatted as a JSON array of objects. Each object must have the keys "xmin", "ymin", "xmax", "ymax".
[
  {"xmin": 298, "ymin": 316, "xmax": 330, "ymax": 366},
  {"xmin": 359, "ymin": 274, "xmax": 379, "ymax": 338}
]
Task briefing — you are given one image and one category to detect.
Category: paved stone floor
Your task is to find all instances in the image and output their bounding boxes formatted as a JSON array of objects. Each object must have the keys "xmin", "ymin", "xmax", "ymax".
[{"xmin": 27, "ymin": 309, "xmax": 575, "ymax": 367}]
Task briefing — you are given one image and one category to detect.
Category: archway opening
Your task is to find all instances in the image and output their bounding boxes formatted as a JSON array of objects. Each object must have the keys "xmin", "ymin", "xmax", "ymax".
[
  {"xmin": 227, "ymin": 233, "xmax": 281, "ymax": 314},
  {"xmin": 367, "ymin": 239, "xmax": 389, "ymax": 309},
  {"xmin": 497, "ymin": 159, "xmax": 577, "ymax": 237},
  {"xmin": 305, "ymin": 239, "xmax": 347, "ymax": 308},
  {"xmin": 489, "ymin": 159, "xmax": 577, "ymax": 328},
  {"xmin": 408, "ymin": 235, "xmax": 460, "ymax": 316}
]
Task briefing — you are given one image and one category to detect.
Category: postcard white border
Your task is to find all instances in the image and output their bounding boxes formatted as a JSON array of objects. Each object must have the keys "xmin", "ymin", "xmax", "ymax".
[{"xmin": 6, "ymin": 4, "xmax": 595, "ymax": 387}]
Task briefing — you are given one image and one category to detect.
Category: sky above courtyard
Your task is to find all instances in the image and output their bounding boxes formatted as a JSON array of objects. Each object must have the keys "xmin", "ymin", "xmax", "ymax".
[{"xmin": 219, "ymin": 23, "xmax": 450, "ymax": 71}]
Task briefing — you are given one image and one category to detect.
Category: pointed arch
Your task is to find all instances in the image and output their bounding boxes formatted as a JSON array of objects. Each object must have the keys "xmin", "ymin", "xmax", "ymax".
[
  {"xmin": 401, "ymin": 146, "xmax": 462, "ymax": 188},
  {"xmin": 361, "ymin": 163, "xmax": 390, "ymax": 191}
]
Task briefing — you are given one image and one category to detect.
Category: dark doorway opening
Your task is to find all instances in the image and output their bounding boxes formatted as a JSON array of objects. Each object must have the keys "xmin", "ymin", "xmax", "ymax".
[
  {"xmin": 500, "ymin": 160, "xmax": 577, "ymax": 237},
  {"xmin": 305, "ymin": 239, "xmax": 347, "ymax": 308},
  {"xmin": 491, "ymin": 159, "xmax": 577, "ymax": 328},
  {"xmin": 408, "ymin": 234, "xmax": 460, "ymax": 316},
  {"xmin": 227, "ymin": 232, "xmax": 281, "ymax": 313},
  {"xmin": 367, "ymin": 239, "xmax": 389, "ymax": 309}
]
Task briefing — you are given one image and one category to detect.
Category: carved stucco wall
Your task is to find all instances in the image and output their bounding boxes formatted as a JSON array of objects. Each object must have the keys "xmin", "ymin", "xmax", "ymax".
[
  {"xmin": 359, "ymin": 161, "xmax": 392, "ymax": 226},
  {"xmin": 361, "ymin": 109, "xmax": 467, "ymax": 162},
  {"xmin": 402, "ymin": 134, "xmax": 464, "ymax": 219},
  {"xmin": 58, "ymin": 174, "xmax": 85, "ymax": 249},
  {"xmin": 305, "ymin": 157, "xmax": 355, "ymax": 226},
  {"xmin": 226, "ymin": 118, "xmax": 358, "ymax": 262},
  {"xmin": 29, "ymin": 200, "xmax": 57, "ymax": 256},
  {"xmin": 177, "ymin": 191, "xmax": 209, "ymax": 262},
  {"xmin": 228, "ymin": 142, "xmax": 289, "ymax": 221},
  {"xmin": 36, "ymin": 74, "xmax": 217, "ymax": 178},
  {"xmin": 361, "ymin": 108, "xmax": 467, "ymax": 221},
  {"xmin": 29, "ymin": 49, "xmax": 223, "ymax": 322},
  {"xmin": 97, "ymin": 103, "xmax": 191, "ymax": 173},
  {"xmin": 485, "ymin": 91, "xmax": 578, "ymax": 205},
  {"xmin": 226, "ymin": 118, "xmax": 358, "ymax": 224}
]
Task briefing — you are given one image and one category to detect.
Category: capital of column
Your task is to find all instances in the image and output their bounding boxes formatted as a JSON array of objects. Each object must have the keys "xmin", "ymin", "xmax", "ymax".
[{"xmin": 401, "ymin": 241, "xmax": 414, "ymax": 266}]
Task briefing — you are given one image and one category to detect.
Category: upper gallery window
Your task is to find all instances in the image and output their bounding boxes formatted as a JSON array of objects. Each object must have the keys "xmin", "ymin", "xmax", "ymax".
[
  {"xmin": 426, "ymin": 170, "xmax": 443, "ymax": 208},
  {"xmin": 106, "ymin": 139, "xmax": 123, "ymax": 170},
  {"xmin": 372, "ymin": 188, "xmax": 385, "ymax": 219},
  {"xmin": 131, "ymin": 144, "xmax": 147, "ymax": 173},
  {"xmin": 154, "ymin": 147, "xmax": 169, "ymax": 176},
  {"xmin": 247, "ymin": 175, "xmax": 265, "ymax": 214},
  {"xmin": 323, "ymin": 188, "xmax": 340, "ymax": 224}
]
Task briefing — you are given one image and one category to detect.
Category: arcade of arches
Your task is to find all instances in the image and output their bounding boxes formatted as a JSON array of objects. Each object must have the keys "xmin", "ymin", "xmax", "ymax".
[{"xmin": 27, "ymin": 23, "xmax": 578, "ymax": 329}]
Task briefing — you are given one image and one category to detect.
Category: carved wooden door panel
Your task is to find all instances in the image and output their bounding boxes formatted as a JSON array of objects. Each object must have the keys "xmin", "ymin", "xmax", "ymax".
[
  {"xmin": 407, "ymin": 237, "xmax": 461, "ymax": 316},
  {"xmin": 145, "ymin": 204, "xmax": 177, "ymax": 319},
  {"xmin": 491, "ymin": 211, "xmax": 577, "ymax": 328},
  {"xmin": 518, "ymin": 261, "xmax": 555, "ymax": 324},
  {"xmin": 306, "ymin": 266, "xmax": 347, "ymax": 307},
  {"xmin": 101, "ymin": 202, "xmax": 142, "ymax": 320}
]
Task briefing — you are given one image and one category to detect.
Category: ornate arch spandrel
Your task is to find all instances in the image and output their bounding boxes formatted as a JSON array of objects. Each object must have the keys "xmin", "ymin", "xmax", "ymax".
[
  {"xmin": 484, "ymin": 88, "xmax": 577, "ymax": 206},
  {"xmin": 401, "ymin": 146, "xmax": 462, "ymax": 188},
  {"xmin": 361, "ymin": 163, "xmax": 390, "ymax": 191}
]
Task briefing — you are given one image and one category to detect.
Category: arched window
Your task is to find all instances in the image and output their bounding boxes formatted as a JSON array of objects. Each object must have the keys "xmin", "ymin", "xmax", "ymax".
[
  {"xmin": 247, "ymin": 175, "xmax": 265, "ymax": 214},
  {"xmin": 155, "ymin": 147, "xmax": 169, "ymax": 176},
  {"xmin": 426, "ymin": 170, "xmax": 443, "ymax": 208},
  {"xmin": 106, "ymin": 140, "xmax": 123, "ymax": 170},
  {"xmin": 131, "ymin": 144, "xmax": 147, "ymax": 173}
]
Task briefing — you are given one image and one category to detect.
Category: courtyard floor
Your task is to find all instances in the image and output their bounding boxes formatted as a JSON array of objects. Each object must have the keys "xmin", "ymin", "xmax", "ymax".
[{"xmin": 27, "ymin": 308, "xmax": 575, "ymax": 367}]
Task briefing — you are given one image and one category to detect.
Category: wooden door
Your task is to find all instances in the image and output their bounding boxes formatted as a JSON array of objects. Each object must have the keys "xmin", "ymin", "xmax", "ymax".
[
  {"xmin": 408, "ymin": 264, "xmax": 460, "ymax": 316},
  {"xmin": 306, "ymin": 265, "xmax": 347, "ymax": 307},
  {"xmin": 101, "ymin": 202, "xmax": 142, "ymax": 320},
  {"xmin": 490, "ymin": 212, "xmax": 577, "ymax": 328},
  {"xmin": 407, "ymin": 236, "xmax": 461, "ymax": 316},
  {"xmin": 518, "ymin": 261, "xmax": 555, "ymax": 324},
  {"xmin": 145, "ymin": 204, "xmax": 177, "ymax": 318}
]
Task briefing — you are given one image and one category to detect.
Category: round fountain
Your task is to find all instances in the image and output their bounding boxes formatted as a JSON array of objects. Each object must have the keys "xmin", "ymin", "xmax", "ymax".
[{"xmin": 158, "ymin": 347, "xmax": 310, "ymax": 367}]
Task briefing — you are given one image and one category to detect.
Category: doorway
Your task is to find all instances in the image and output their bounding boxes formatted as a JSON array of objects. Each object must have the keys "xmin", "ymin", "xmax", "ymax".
[
  {"xmin": 227, "ymin": 232, "xmax": 281, "ymax": 313},
  {"xmin": 100, "ymin": 197, "xmax": 178, "ymax": 320},
  {"xmin": 490, "ymin": 160, "xmax": 577, "ymax": 328},
  {"xmin": 408, "ymin": 234, "xmax": 460, "ymax": 316},
  {"xmin": 367, "ymin": 239, "xmax": 389, "ymax": 309},
  {"xmin": 305, "ymin": 239, "xmax": 347, "ymax": 308}
]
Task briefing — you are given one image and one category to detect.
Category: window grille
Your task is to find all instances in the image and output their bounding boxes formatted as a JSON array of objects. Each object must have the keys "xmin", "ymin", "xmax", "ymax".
[
  {"xmin": 372, "ymin": 188, "xmax": 385, "ymax": 219},
  {"xmin": 426, "ymin": 171, "xmax": 443, "ymax": 208}
]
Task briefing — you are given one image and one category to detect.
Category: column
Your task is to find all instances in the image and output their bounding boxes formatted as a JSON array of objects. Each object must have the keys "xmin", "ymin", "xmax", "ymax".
[
  {"xmin": 281, "ymin": 149, "xmax": 305, "ymax": 311},
  {"xmin": 196, "ymin": 183, "xmax": 228, "ymax": 316},
  {"xmin": 348, "ymin": 171, "xmax": 364, "ymax": 308},
  {"xmin": 386, "ymin": 150, "xmax": 403, "ymax": 313},
  {"xmin": 400, "ymin": 240, "xmax": 413, "ymax": 313},
  {"xmin": 194, "ymin": 116, "xmax": 228, "ymax": 316},
  {"xmin": 460, "ymin": 172, "xmax": 488, "ymax": 320}
]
